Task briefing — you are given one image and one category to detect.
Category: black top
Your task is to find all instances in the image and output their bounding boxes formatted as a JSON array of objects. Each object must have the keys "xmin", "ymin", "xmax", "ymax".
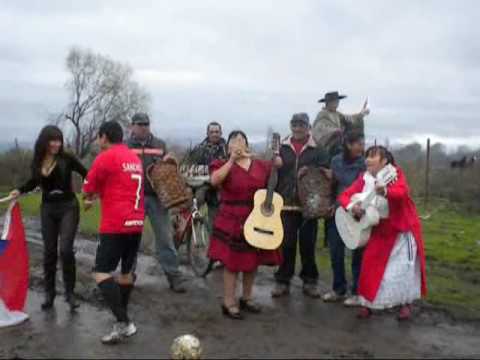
[
  {"xmin": 19, "ymin": 153, "xmax": 88, "ymax": 203},
  {"xmin": 188, "ymin": 138, "xmax": 228, "ymax": 166},
  {"xmin": 276, "ymin": 137, "xmax": 330, "ymax": 207}
]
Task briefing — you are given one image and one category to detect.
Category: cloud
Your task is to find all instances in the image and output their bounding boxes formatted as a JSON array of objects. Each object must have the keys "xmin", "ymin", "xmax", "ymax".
[{"xmin": 0, "ymin": 0, "xmax": 479, "ymax": 149}]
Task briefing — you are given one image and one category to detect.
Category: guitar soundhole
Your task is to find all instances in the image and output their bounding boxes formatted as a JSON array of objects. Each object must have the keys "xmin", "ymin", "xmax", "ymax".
[{"xmin": 261, "ymin": 203, "xmax": 274, "ymax": 217}]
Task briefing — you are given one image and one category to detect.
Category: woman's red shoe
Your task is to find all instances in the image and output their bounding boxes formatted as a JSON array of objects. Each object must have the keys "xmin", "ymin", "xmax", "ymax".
[
  {"xmin": 398, "ymin": 305, "xmax": 412, "ymax": 321},
  {"xmin": 357, "ymin": 307, "xmax": 372, "ymax": 319}
]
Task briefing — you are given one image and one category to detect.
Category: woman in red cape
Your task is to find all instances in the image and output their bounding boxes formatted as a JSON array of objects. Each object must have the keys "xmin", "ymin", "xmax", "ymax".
[
  {"xmin": 208, "ymin": 130, "xmax": 282, "ymax": 319},
  {"xmin": 338, "ymin": 146, "xmax": 427, "ymax": 320}
]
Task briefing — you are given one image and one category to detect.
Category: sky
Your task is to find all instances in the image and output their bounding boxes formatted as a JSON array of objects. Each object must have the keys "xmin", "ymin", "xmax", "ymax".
[{"xmin": 1, "ymin": 0, "xmax": 479, "ymax": 149}]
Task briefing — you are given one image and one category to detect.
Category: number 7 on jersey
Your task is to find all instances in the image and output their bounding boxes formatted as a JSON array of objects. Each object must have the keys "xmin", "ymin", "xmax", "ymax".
[{"xmin": 131, "ymin": 174, "xmax": 142, "ymax": 210}]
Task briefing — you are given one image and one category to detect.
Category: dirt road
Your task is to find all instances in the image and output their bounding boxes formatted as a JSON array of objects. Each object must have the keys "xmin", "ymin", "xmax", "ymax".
[{"xmin": 1, "ymin": 219, "xmax": 479, "ymax": 359}]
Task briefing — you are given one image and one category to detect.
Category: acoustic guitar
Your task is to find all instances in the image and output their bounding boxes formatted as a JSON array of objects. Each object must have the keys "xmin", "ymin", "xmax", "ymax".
[
  {"xmin": 244, "ymin": 133, "xmax": 284, "ymax": 250},
  {"xmin": 335, "ymin": 164, "xmax": 397, "ymax": 250}
]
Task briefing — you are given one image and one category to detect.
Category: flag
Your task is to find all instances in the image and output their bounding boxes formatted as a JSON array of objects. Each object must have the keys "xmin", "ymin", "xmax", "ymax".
[{"xmin": 0, "ymin": 201, "xmax": 29, "ymax": 327}]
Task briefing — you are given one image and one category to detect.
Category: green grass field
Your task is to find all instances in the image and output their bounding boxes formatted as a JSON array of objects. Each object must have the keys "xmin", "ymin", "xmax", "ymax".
[
  {"xmin": 2, "ymin": 192, "xmax": 480, "ymax": 319},
  {"xmin": 0, "ymin": 193, "xmax": 101, "ymax": 236},
  {"xmin": 315, "ymin": 199, "xmax": 480, "ymax": 319}
]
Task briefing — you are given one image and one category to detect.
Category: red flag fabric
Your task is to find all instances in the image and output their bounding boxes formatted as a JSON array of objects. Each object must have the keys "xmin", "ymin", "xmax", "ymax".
[{"xmin": 0, "ymin": 201, "xmax": 29, "ymax": 311}]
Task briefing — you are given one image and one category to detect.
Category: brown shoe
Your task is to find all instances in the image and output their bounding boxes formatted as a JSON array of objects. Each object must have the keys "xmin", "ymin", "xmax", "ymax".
[
  {"xmin": 302, "ymin": 284, "xmax": 321, "ymax": 298},
  {"xmin": 271, "ymin": 283, "xmax": 290, "ymax": 298}
]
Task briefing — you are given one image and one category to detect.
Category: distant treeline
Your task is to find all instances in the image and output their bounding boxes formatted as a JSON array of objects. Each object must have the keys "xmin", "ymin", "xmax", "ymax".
[{"xmin": 1, "ymin": 140, "xmax": 478, "ymax": 212}]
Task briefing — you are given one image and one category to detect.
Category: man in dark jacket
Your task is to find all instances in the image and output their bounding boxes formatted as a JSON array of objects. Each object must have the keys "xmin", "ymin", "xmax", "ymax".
[
  {"xmin": 127, "ymin": 113, "xmax": 186, "ymax": 293},
  {"xmin": 186, "ymin": 122, "xmax": 227, "ymax": 231},
  {"xmin": 323, "ymin": 131, "xmax": 366, "ymax": 306},
  {"xmin": 272, "ymin": 113, "xmax": 330, "ymax": 298}
]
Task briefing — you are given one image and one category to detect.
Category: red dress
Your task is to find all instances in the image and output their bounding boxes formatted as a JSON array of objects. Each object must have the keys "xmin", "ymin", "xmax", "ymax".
[
  {"xmin": 338, "ymin": 166, "xmax": 427, "ymax": 302},
  {"xmin": 208, "ymin": 159, "xmax": 283, "ymax": 273}
]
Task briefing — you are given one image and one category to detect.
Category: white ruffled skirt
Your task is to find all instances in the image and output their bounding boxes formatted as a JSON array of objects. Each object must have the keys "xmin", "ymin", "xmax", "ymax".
[{"xmin": 359, "ymin": 232, "xmax": 421, "ymax": 310}]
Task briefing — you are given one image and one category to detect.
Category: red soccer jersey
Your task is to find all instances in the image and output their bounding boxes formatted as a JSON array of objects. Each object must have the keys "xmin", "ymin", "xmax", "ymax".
[{"xmin": 83, "ymin": 144, "xmax": 145, "ymax": 234}]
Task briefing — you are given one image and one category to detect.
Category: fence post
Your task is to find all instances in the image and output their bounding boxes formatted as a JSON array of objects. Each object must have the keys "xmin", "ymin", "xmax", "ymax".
[{"xmin": 424, "ymin": 138, "xmax": 431, "ymax": 209}]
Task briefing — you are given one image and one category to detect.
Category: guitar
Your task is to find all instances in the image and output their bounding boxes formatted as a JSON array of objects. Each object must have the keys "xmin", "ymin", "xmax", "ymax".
[
  {"xmin": 244, "ymin": 133, "xmax": 284, "ymax": 250},
  {"xmin": 335, "ymin": 164, "xmax": 398, "ymax": 250}
]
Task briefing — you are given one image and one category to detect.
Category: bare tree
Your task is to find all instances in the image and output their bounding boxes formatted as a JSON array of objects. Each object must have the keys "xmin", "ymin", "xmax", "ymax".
[{"xmin": 61, "ymin": 47, "xmax": 150, "ymax": 158}]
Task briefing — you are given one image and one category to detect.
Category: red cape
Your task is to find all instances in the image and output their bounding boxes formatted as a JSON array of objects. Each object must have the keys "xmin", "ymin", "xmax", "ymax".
[{"xmin": 338, "ymin": 167, "xmax": 427, "ymax": 302}]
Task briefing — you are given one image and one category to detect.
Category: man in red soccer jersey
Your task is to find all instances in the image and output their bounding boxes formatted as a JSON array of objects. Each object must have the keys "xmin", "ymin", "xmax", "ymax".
[{"xmin": 83, "ymin": 121, "xmax": 145, "ymax": 345}]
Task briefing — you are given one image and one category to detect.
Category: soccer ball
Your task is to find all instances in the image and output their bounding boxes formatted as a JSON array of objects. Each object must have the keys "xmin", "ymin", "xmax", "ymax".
[{"xmin": 170, "ymin": 334, "xmax": 203, "ymax": 359}]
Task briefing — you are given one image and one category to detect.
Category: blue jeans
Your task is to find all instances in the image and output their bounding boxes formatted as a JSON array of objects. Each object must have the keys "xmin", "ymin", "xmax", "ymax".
[
  {"xmin": 144, "ymin": 195, "xmax": 181, "ymax": 278},
  {"xmin": 325, "ymin": 217, "xmax": 363, "ymax": 295}
]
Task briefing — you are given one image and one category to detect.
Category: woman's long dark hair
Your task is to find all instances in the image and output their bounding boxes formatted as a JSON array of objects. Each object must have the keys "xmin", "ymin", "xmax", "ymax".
[
  {"xmin": 31, "ymin": 125, "xmax": 64, "ymax": 176},
  {"xmin": 342, "ymin": 131, "xmax": 365, "ymax": 159},
  {"xmin": 365, "ymin": 145, "xmax": 396, "ymax": 166}
]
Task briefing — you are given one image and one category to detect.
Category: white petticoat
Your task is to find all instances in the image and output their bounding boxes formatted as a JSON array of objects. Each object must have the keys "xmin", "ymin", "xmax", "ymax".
[{"xmin": 359, "ymin": 232, "xmax": 421, "ymax": 310}]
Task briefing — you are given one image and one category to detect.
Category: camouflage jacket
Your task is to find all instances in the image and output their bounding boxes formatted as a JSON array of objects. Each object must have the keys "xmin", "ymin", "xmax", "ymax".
[{"xmin": 312, "ymin": 109, "xmax": 364, "ymax": 159}]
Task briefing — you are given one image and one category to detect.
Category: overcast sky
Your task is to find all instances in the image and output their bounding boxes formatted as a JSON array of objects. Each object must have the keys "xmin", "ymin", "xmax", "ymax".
[{"xmin": 1, "ymin": 0, "xmax": 479, "ymax": 148}]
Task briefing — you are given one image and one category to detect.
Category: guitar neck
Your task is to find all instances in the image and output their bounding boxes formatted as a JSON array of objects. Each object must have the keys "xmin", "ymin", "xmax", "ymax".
[
  {"xmin": 360, "ymin": 190, "xmax": 377, "ymax": 210},
  {"xmin": 264, "ymin": 165, "xmax": 278, "ymax": 208},
  {"xmin": 264, "ymin": 132, "xmax": 280, "ymax": 209}
]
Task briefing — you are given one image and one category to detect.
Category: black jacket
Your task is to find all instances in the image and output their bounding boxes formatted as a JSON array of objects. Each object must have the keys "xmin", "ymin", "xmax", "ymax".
[
  {"xmin": 127, "ymin": 134, "xmax": 167, "ymax": 196},
  {"xmin": 19, "ymin": 152, "xmax": 87, "ymax": 203},
  {"xmin": 184, "ymin": 138, "xmax": 227, "ymax": 207},
  {"xmin": 187, "ymin": 138, "xmax": 227, "ymax": 166},
  {"xmin": 276, "ymin": 136, "xmax": 329, "ymax": 207}
]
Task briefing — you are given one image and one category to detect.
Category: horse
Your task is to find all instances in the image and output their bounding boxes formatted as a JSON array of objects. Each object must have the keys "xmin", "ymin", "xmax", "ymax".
[{"xmin": 451, "ymin": 155, "xmax": 476, "ymax": 169}]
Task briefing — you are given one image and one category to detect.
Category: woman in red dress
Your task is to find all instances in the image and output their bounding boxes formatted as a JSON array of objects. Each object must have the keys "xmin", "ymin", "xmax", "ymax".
[
  {"xmin": 338, "ymin": 146, "xmax": 427, "ymax": 320},
  {"xmin": 209, "ymin": 130, "xmax": 282, "ymax": 319}
]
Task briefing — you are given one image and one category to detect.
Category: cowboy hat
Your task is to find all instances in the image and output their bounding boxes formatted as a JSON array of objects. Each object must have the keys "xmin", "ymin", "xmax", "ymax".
[{"xmin": 318, "ymin": 91, "xmax": 347, "ymax": 103}]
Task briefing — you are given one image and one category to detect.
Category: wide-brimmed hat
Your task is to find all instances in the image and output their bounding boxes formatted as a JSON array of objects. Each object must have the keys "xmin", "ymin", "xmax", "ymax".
[{"xmin": 318, "ymin": 91, "xmax": 347, "ymax": 103}]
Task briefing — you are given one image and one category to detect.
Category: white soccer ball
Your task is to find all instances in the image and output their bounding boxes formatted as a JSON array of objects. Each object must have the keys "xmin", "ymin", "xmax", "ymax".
[{"xmin": 170, "ymin": 334, "xmax": 203, "ymax": 359}]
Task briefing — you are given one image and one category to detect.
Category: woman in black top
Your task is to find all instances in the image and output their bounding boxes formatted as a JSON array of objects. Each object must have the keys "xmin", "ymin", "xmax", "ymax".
[{"xmin": 10, "ymin": 125, "xmax": 87, "ymax": 311}]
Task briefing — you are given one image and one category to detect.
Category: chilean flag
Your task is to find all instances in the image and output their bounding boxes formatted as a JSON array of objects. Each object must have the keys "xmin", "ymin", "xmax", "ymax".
[{"xmin": 0, "ymin": 201, "xmax": 29, "ymax": 327}]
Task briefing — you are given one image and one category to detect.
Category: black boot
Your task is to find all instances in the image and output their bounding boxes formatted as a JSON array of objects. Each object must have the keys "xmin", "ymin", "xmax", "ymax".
[
  {"xmin": 42, "ymin": 267, "xmax": 56, "ymax": 310},
  {"xmin": 41, "ymin": 292, "xmax": 55, "ymax": 310},
  {"xmin": 63, "ymin": 258, "xmax": 79, "ymax": 310},
  {"xmin": 65, "ymin": 292, "xmax": 79, "ymax": 310}
]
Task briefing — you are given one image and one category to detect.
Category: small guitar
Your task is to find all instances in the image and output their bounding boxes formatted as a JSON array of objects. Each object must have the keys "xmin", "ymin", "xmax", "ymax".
[
  {"xmin": 335, "ymin": 164, "xmax": 397, "ymax": 250},
  {"xmin": 244, "ymin": 133, "xmax": 284, "ymax": 250}
]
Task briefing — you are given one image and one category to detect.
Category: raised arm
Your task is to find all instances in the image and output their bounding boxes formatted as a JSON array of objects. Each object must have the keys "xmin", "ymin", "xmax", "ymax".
[{"xmin": 210, "ymin": 159, "xmax": 235, "ymax": 188}]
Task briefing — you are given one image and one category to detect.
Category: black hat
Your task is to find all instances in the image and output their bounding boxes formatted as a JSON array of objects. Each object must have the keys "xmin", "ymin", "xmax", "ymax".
[
  {"xmin": 290, "ymin": 112, "xmax": 310, "ymax": 125},
  {"xmin": 131, "ymin": 112, "xmax": 150, "ymax": 125},
  {"xmin": 318, "ymin": 91, "xmax": 347, "ymax": 103}
]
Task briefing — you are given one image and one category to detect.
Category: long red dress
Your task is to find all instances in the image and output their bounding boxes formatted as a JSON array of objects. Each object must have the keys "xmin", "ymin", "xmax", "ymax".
[
  {"xmin": 338, "ymin": 166, "xmax": 427, "ymax": 302},
  {"xmin": 208, "ymin": 159, "xmax": 283, "ymax": 273}
]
